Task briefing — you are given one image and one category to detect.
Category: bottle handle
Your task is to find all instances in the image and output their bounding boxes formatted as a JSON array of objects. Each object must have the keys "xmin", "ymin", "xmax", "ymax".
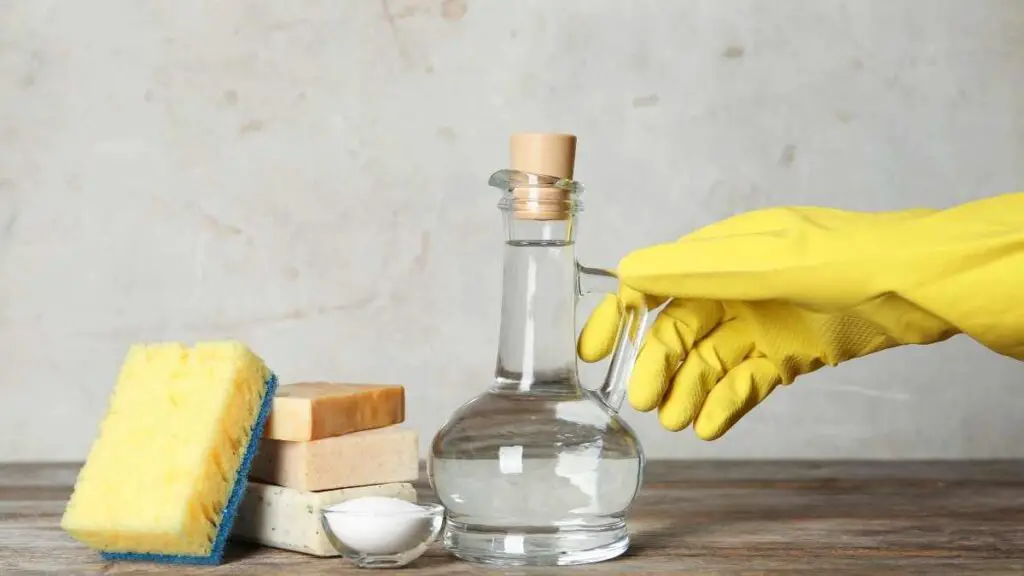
[{"xmin": 577, "ymin": 264, "xmax": 650, "ymax": 412}]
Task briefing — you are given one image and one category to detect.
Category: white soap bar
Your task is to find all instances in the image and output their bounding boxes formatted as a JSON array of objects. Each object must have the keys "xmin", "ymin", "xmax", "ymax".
[{"xmin": 232, "ymin": 481, "xmax": 417, "ymax": 557}]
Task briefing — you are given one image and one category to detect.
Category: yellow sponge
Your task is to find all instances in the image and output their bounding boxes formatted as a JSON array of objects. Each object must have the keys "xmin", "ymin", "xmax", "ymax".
[{"xmin": 61, "ymin": 341, "xmax": 278, "ymax": 564}]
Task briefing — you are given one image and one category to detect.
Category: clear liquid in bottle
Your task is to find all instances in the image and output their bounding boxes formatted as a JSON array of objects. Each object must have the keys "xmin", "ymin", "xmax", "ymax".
[{"xmin": 428, "ymin": 143, "xmax": 648, "ymax": 567}]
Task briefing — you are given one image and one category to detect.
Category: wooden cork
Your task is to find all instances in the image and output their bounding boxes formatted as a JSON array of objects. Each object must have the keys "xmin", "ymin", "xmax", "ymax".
[{"xmin": 509, "ymin": 133, "xmax": 577, "ymax": 221}]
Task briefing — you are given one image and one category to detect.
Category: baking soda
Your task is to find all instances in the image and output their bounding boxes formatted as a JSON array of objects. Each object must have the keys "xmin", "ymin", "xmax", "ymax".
[{"xmin": 323, "ymin": 496, "xmax": 435, "ymax": 555}]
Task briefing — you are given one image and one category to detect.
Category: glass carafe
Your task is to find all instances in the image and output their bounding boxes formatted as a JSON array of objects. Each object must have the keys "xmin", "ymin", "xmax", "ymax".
[{"xmin": 428, "ymin": 161, "xmax": 649, "ymax": 567}]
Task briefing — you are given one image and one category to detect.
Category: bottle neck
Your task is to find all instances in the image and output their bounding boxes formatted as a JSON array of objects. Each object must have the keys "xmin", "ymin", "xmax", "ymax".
[{"xmin": 494, "ymin": 214, "xmax": 581, "ymax": 395}]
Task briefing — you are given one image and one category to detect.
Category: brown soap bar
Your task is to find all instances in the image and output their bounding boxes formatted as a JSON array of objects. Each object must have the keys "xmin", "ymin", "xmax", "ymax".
[
  {"xmin": 250, "ymin": 426, "xmax": 419, "ymax": 491},
  {"xmin": 263, "ymin": 382, "xmax": 405, "ymax": 441}
]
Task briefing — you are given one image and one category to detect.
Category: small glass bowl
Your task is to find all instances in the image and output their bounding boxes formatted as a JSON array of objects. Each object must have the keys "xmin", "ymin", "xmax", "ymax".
[{"xmin": 320, "ymin": 501, "xmax": 446, "ymax": 569}]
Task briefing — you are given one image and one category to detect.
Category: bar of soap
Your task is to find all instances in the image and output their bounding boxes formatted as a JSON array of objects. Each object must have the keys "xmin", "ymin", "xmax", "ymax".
[
  {"xmin": 232, "ymin": 481, "xmax": 417, "ymax": 557},
  {"xmin": 250, "ymin": 427, "xmax": 419, "ymax": 491},
  {"xmin": 263, "ymin": 382, "xmax": 405, "ymax": 441}
]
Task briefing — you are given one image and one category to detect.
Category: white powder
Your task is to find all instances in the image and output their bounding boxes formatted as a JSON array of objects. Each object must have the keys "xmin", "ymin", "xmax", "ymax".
[{"xmin": 323, "ymin": 496, "xmax": 435, "ymax": 556}]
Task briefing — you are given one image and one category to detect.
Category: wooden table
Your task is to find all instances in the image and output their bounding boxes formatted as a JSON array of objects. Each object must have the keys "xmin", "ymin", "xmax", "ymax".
[{"xmin": 3, "ymin": 461, "xmax": 1023, "ymax": 574}]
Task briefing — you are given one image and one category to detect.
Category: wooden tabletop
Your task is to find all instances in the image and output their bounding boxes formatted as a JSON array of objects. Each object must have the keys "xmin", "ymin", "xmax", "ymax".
[{"xmin": 2, "ymin": 461, "xmax": 1023, "ymax": 574}]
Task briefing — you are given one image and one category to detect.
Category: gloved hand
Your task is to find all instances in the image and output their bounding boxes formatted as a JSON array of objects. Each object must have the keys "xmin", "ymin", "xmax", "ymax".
[{"xmin": 579, "ymin": 193, "xmax": 1024, "ymax": 440}]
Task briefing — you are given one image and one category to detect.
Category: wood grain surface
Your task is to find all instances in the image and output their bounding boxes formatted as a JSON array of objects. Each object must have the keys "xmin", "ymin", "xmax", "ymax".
[{"xmin": 2, "ymin": 461, "xmax": 1023, "ymax": 574}]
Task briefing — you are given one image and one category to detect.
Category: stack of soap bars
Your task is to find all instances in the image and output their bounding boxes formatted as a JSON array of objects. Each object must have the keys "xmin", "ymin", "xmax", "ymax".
[{"xmin": 232, "ymin": 382, "xmax": 419, "ymax": 556}]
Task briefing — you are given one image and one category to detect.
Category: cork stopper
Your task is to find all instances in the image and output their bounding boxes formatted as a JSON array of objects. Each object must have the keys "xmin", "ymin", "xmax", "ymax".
[{"xmin": 509, "ymin": 133, "xmax": 578, "ymax": 221}]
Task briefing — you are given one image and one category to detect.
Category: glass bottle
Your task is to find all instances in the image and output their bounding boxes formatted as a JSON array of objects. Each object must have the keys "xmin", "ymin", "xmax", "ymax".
[{"xmin": 428, "ymin": 133, "xmax": 649, "ymax": 567}]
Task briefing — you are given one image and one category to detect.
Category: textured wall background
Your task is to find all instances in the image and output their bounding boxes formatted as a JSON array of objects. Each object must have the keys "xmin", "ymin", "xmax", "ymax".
[{"xmin": 1, "ymin": 0, "xmax": 1022, "ymax": 462}]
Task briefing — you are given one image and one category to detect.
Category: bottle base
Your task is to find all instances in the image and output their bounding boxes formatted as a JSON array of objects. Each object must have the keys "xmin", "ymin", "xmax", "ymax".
[{"xmin": 441, "ymin": 518, "xmax": 630, "ymax": 567}]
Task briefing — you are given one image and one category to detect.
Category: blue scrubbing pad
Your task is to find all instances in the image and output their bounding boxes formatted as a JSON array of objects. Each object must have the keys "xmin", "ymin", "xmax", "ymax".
[{"xmin": 61, "ymin": 341, "xmax": 279, "ymax": 565}]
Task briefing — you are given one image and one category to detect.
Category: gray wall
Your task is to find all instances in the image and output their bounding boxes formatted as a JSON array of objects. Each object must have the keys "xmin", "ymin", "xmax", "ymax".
[{"xmin": 2, "ymin": 1, "xmax": 1022, "ymax": 462}]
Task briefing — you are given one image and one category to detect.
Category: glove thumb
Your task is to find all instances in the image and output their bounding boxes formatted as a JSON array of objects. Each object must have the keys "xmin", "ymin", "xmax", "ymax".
[
  {"xmin": 578, "ymin": 288, "xmax": 662, "ymax": 363},
  {"xmin": 578, "ymin": 294, "xmax": 621, "ymax": 363}
]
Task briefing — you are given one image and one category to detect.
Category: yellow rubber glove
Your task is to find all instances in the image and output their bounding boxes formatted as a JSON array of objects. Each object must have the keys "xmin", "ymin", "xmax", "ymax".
[{"xmin": 579, "ymin": 192, "xmax": 1024, "ymax": 440}]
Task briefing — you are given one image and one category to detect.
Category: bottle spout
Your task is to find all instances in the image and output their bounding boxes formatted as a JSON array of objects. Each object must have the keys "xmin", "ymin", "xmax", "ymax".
[
  {"xmin": 577, "ymin": 265, "xmax": 649, "ymax": 412},
  {"xmin": 490, "ymin": 133, "xmax": 583, "ymax": 222},
  {"xmin": 490, "ymin": 169, "xmax": 584, "ymax": 223}
]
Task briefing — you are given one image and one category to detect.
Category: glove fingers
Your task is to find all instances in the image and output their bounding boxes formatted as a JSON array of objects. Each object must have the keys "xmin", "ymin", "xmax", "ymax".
[
  {"xmin": 627, "ymin": 331, "xmax": 680, "ymax": 412},
  {"xmin": 658, "ymin": 298, "xmax": 725, "ymax": 340},
  {"xmin": 627, "ymin": 299, "xmax": 725, "ymax": 412},
  {"xmin": 657, "ymin": 321, "xmax": 753, "ymax": 431},
  {"xmin": 578, "ymin": 294, "xmax": 622, "ymax": 363},
  {"xmin": 578, "ymin": 288, "xmax": 665, "ymax": 363},
  {"xmin": 693, "ymin": 357, "xmax": 782, "ymax": 441}
]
